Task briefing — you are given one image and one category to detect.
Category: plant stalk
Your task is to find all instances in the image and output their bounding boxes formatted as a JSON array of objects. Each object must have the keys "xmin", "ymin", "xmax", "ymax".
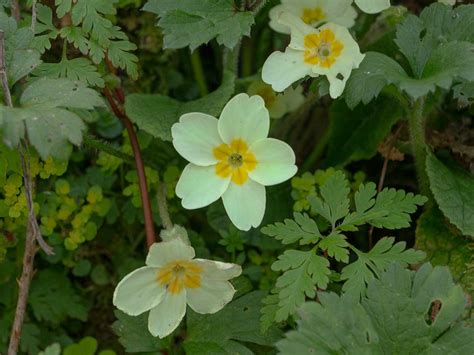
[
  {"xmin": 190, "ymin": 49, "xmax": 208, "ymax": 96},
  {"xmin": 407, "ymin": 97, "xmax": 431, "ymax": 197}
]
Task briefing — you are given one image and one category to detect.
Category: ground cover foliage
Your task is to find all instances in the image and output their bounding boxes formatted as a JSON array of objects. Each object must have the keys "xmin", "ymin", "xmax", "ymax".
[{"xmin": 0, "ymin": 0, "xmax": 473, "ymax": 354}]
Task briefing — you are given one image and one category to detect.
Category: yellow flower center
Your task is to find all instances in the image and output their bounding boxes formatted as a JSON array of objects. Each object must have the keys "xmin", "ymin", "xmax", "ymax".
[
  {"xmin": 301, "ymin": 7, "xmax": 325, "ymax": 24},
  {"xmin": 213, "ymin": 138, "xmax": 258, "ymax": 185},
  {"xmin": 157, "ymin": 260, "xmax": 203, "ymax": 294},
  {"xmin": 303, "ymin": 29, "xmax": 344, "ymax": 68}
]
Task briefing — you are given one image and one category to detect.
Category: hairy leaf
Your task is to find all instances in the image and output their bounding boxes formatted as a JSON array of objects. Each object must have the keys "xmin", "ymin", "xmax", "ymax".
[
  {"xmin": 184, "ymin": 291, "xmax": 282, "ymax": 354},
  {"xmin": 261, "ymin": 212, "xmax": 320, "ymax": 245},
  {"xmin": 426, "ymin": 153, "xmax": 474, "ymax": 237},
  {"xmin": 143, "ymin": 0, "xmax": 254, "ymax": 50},
  {"xmin": 278, "ymin": 263, "xmax": 473, "ymax": 354},
  {"xmin": 125, "ymin": 71, "xmax": 235, "ymax": 141},
  {"xmin": 341, "ymin": 237, "xmax": 425, "ymax": 298}
]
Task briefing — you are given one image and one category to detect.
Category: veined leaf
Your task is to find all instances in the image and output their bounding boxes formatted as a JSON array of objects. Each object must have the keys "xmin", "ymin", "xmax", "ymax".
[
  {"xmin": 143, "ymin": 0, "xmax": 254, "ymax": 50},
  {"xmin": 261, "ymin": 212, "xmax": 321, "ymax": 245}
]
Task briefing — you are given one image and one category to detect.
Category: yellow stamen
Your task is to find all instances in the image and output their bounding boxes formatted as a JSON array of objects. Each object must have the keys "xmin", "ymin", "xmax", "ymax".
[
  {"xmin": 303, "ymin": 29, "xmax": 344, "ymax": 68},
  {"xmin": 212, "ymin": 138, "xmax": 258, "ymax": 185},
  {"xmin": 156, "ymin": 260, "xmax": 203, "ymax": 295},
  {"xmin": 301, "ymin": 7, "xmax": 325, "ymax": 24}
]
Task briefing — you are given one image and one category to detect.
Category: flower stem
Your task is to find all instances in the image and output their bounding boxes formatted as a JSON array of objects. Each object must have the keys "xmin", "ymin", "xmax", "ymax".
[
  {"xmin": 190, "ymin": 49, "xmax": 208, "ymax": 97},
  {"xmin": 407, "ymin": 97, "xmax": 431, "ymax": 197}
]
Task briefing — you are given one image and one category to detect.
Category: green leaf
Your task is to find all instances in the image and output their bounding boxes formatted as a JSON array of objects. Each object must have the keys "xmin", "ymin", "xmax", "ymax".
[
  {"xmin": 344, "ymin": 52, "xmax": 408, "ymax": 108},
  {"xmin": 143, "ymin": 0, "xmax": 254, "ymax": 50},
  {"xmin": 112, "ymin": 311, "xmax": 164, "ymax": 353},
  {"xmin": 426, "ymin": 153, "xmax": 474, "ymax": 237},
  {"xmin": 28, "ymin": 269, "xmax": 89, "ymax": 323},
  {"xmin": 34, "ymin": 58, "xmax": 105, "ymax": 88},
  {"xmin": 318, "ymin": 233, "xmax": 349, "ymax": 263},
  {"xmin": 278, "ymin": 263, "xmax": 474, "ymax": 354},
  {"xmin": 9, "ymin": 48, "xmax": 42, "ymax": 86},
  {"xmin": 64, "ymin": 337, "xmax": 97, "ymax": 355},
  {"xmin": 453, "ymin": 80, "xmax": 474, "ymax": 107},
  {"xmin": 107, "ymin": 40, "xmax": 138, "ymax": 80},
  {"xmin": 125, "ymin": 71, "xmax": 235, "ymax": 141},
  {"xmin": 0, "ymin": 107, "xmax": 86, "ymax": 160},
  {"xmin": 56, "ymin": 0, "xmax": 73, "ymax": 18},
  {"xmin": 184, "ymin": 291, "xmax": 282, "ymax": 354},
  {"xmin": 20, "ymin": 78, "xmax": 104, "ymax": 109},
  {"xmin": 341, "ymin": 237, "xmax": 425, "ymax": 298},
  {"xmin": 277, "ymin": 293, "xmax": 377, "ymax": 354},
  {"xmin": 272, "ymin": 250, "xmax": 330, "ymax": 321},
  {"xmin": 260, "ymin": 293, "xmax": 280, "ymax": 333},
  {"xmin": 416, "ymin": 207, "xmax": 474, "ymax": 296},
  {"xmin": 261, "ymin": 212, "xmax": 320, "ymax": 245},
  {"xmin": 327, "ymin": 96, "xmax": 404, "ymax": 166},
  {"xmin": 308, "ymin": 171, "xmax": 349, "ymax": 227}
]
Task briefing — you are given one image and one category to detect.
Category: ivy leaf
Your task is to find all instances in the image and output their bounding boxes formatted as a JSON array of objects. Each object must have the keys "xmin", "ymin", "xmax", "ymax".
[
  {"xmin": 20, "ymin": 78, "xmax": 104, "ymax": 109},
  {"xmin": 125, "ymin": 71, "xmax": 235, "ymax": 141},
  {"xmin": 34, "ymin": 58, "xmax": 105, "ymax": 87},
  {"xmin": 426, "ymin": 153, "xmax": 474, "ymax": 237},
  {"xmin": 308, "ymin": 171, "xmax": 350, "ymax": 227},
  {"xmin": 272, "ymin": 250, "xmax": 330, "ymax": 321},
  {"xmin": 341, "ymin": 237, "xmax": 425, "ymax": 299},
  {"xmin": 28, "ymin": 269, "xmax": 90, "ymax": 324},
  {"xmin": 327, "ymin": 96, "xmax": 404, "ymax": 166},
  {"xmin": 112, "ymin": 311, "xmax": 164, "ymax": 353},
  {"xmin": 184, "ymin": 291, "xmax": 282, "ymax": 354},
  {"xmin": 278, "ymin": 263, "xmax": 474, "ymax": 354},
  {"xmin": 143, "ymin": 0, "xmax": 254, "ymax": 50},
  {"xmin": 261, "ymin": 212, "xmax": 321, "ymax": 245},
  {"xmin": 318, "ymin": 233, "xmax": 349, "ymax": 263}
]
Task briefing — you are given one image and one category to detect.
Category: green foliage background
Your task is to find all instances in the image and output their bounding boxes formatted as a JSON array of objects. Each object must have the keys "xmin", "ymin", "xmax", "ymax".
[{"xmin": 0, "ymin": 0, "xmax": 473, "ymax": 354}]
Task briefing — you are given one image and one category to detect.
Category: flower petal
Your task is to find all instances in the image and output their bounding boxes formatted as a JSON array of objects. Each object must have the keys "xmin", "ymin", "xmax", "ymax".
[
  {"xmin": 249, "ymin": 138, "xmax": 298, "ymax": 186},
  {"xmin": 187, "ymin": 280, "xmax": 236, "ymax": 314},
  {"xmin": 262, "ymin": 49, "xmax": 314, "ymax": 93},
  {"xmin": 113, "ymin": 266, "xmax": 166, "ymax": 316},
  {"xmin": 194, "ymin": 259, "xmax": 242, "ymax": 281},
  {"xmin": 148, "ymin": 290, "xmax": 187, "ymax": 338},
  {"xmin": 146, "ymin": 238, "xmax": 195, "ymax": 267},
  {"xmin": 176, "ymin": 163, "xmax": 230, "ymax": 209},
  {"xmin": 222, "ymin": 179, "xmax": 266, "ymax": 231},
  {"xmin": 218, "ymin": 93, "xmax": 270, "ymax": 145},
  {"xmin": 171, "ymin": 113, "xmax": 222, "ymax": 166},
  {"xmin": 268, "ymin": 5, "xmax": 291, "ymax": 34},
  {"xmin": 355, "ymin": 0, "xmax": 391, "ymax": 14},
  {"xmin": 279, "ymin": 11, "xmax": 316, "ymax": 51},
  {"xmin": 309, "ymin": 23, "xmax": 365, "ymax": 99}
]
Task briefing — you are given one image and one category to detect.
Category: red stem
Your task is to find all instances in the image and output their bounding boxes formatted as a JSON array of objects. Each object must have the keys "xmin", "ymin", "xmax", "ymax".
[{"xmin": 103, "ymin": 88, "xmax": 157, "ymax": 248}]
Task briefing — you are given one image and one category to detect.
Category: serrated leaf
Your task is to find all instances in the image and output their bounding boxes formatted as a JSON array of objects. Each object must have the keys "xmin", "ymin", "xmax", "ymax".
[
  {"xmin": 426, "ymin": 153, "xmax": 474, "ymax": 237},
  {"xmin": 261, "ymin": 212, "xmax": 320, "ymax": 245},
  {"xmin": 34, "ymin": 58, "xmax": 105, "ymax": 88},
  {"xmin": 143, "ymin": 0, "xmax": 254, "ymax": 50},
  {"xmin": 327, "ymin": 96, "xmax": 404, "ymax": 166},
  {"xmin": 416, "ymin": 207, "xmax": 474, "ymax": 296},
  {"xmin": 125, "ymin": 71, "xmax": 235, "ymax": 141},
  {"xmin": 341, "ymin": 237, "xmax": 425, "ymax": 299},
  {"xmin": 112, "ymin": 310, "xmax": 164, "ymax": 353},
  {"xmin": 184, "ymin": 291, "xmax": 282, "ymax": 354},
  {"xmin": 55, "ymin": 0, "xmax": 73, "ymax": 18},
  {"xmin": 453, "ymin": 81, "xmax": 474, "ymax": 107},
  {"xmin": 28, "ymin": 269, "xmax": 89, "ymax": 323},
  {"xmin": 308, "ymin": 171, "xmax": 349, "ymax": 227},
  {"xmin": 278, "ymin": 263, "xmax": 474, "ymax": 354},
  {"xmin": 9, "ymin": 49, "xmax": 42, "ymax": 86},
  {"xmin": 319, "ymin": 233, "xmax": 349, "ymax": 263},
  {"xmin": 260, "ymin": 293, "xmax": 280, "ymax": 333},
  {"xmin": 344, "ymin": 52, "xmax": 408, "ymax": 108},
  {"xmin": 20, "ymin": 78, "xmax": 104, "ymax": 109},
  {"xmin": 272, "ymin": 250, "xmax": 330, "ymax": 321},
  {"xmin": 107, "ymin": 40, "xmax": 138, "ymax": 79}
]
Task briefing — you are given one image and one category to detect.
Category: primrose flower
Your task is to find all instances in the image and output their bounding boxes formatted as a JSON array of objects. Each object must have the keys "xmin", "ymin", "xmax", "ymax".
[
  {"xmin": 262, "ymin": 12, "xmax": 365, "ymax": 99},
  {"xmin": 172, "ymin": 93, "xmax": 298, "ymax": 231},
  {"xmin": 355, "ymin": 0, "xmax": 391, "ymax": 14},
  {"xmin": 247, "ymin": 80, "xmax": 305, "ymax": 119},
  {"xmin": 113, "ymin": 236, "xmax": 242, "ymax": 338},
  {"xmin": 269, "ymin": 0, "xmax": 357, "ymax": 34}
]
